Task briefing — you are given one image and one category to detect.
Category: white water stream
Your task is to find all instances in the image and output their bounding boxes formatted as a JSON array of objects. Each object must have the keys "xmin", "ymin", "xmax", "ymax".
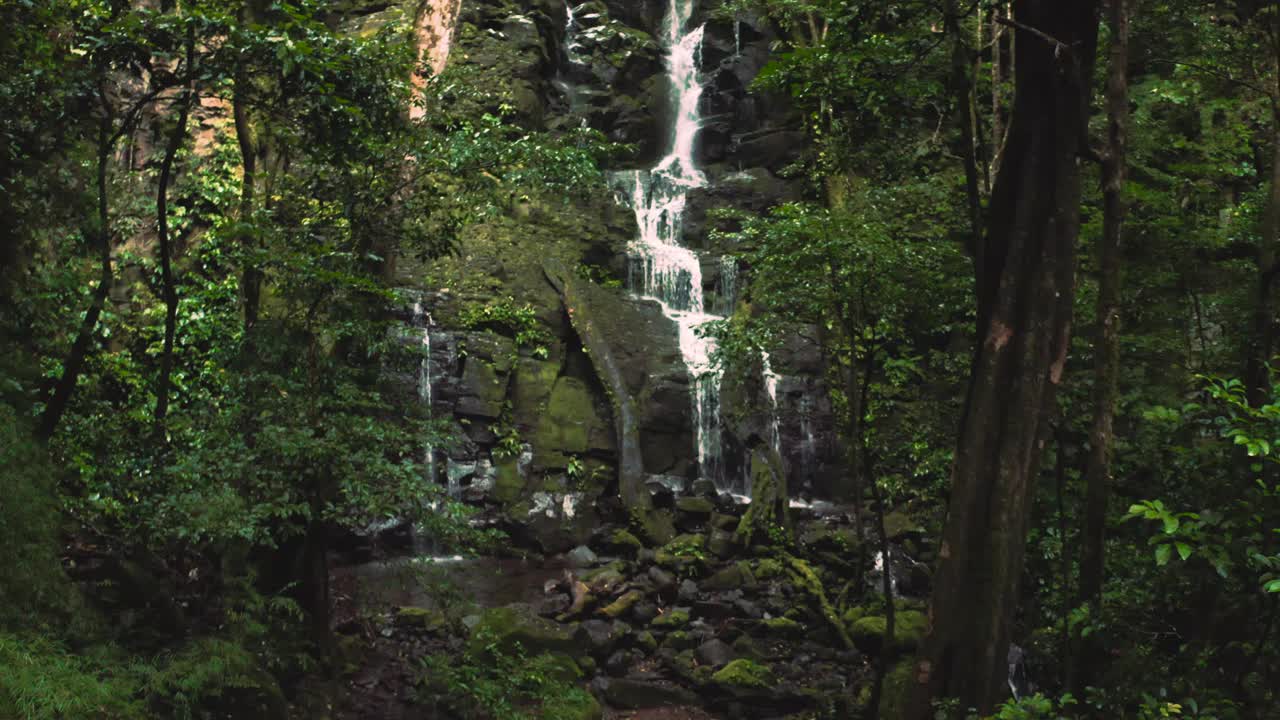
[{"xmin": 605, "ymin": 0, "xmax": 734, "ymax": 491}]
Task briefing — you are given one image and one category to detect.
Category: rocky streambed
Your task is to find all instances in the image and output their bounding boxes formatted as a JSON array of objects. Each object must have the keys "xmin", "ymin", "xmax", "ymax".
[{"xmin": 327, "ymin": 492, "xmax": 934, "ymax": 720}]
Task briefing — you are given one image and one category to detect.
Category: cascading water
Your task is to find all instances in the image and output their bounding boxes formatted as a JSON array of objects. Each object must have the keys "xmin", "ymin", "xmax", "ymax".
[
  {"xmin": 610, "ymin": 0, "xmax": 733, "ymax": 491},
  {"xmin": 413, "ymin": 301, "xmax": 438, "ymax": 492},
  {"xmin": 761, "ymin": 351, "xmax": 783, "ymax": 458}
]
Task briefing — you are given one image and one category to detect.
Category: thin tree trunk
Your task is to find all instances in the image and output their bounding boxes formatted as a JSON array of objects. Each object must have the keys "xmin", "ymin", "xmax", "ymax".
[
  {"xmin": 154, "ymin": 32, "xmax": 196, "ymax": 422},
  {"xmin": 860, "ymin": 347, "xmax": 896, "ymax": 720},
  {"xmin": 1074, "ymin": 0, "xmax": 1131, "ymax": 693},
  {"xmin": 38, "ymin": 116, "xmax": 115, "ymax": 441},
  {"xmin": 947, "ymin": 0, "xmax": 984, "ymax": 259},
  {"xmin": 904, "ymin": 3, "xmax": 1100, "ymax": 716}
]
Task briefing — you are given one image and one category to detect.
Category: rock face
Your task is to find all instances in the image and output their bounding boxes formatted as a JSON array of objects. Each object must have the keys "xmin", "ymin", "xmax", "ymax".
[{"xmin": 387, "ymin": 0, "xmax": 848, "ymax": 550}]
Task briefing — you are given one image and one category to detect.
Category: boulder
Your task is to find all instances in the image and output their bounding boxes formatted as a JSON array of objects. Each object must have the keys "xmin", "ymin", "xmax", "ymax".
[
  {"xmin": 695, "ymin": 638, "xmax": 735, "ymax": 668},
  {"xmin": 468, "ymin": 604, "xmax": 579, "ymax": 658},
  {"xmin": 597, "ymin": 677, "xmax": 701, "ymax": 710},
  {"xmin": 848, "ymin": 610, "xmax": 929, "ymax": 656}
]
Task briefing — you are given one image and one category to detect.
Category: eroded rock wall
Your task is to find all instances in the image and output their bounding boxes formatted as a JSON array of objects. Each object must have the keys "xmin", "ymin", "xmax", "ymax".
[{"xmin": 396, "ymin": 0, "xmax": 849, "ymax": 550}]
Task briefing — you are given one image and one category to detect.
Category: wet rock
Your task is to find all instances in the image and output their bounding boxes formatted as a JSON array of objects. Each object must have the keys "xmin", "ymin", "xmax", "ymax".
[
  {"xmin": 630, "ymin": 600, "xmax": 659, "ymax": 624},
  {"xmin": 677, "ymin": 578, "xmax": 699, "ymax": 602},
  {"xmin": 567, "ymin": 544, "xmax": 600, "ymax": 568},
  {"xmin": 696, "ymin": 638, "xmax": 736, "ymax": 668},
  {"xmin": 647, "ymin": 565, "xmax": 677, "ymax": 592},
  {"xmin": 597, "ymin": 676, "xmax": 701, "ymax": 710},
  {"xmin": 704, "ymin": 561, "xmax": 756, "ymax": 592},
  {"xmin": 691, "ymin": 478, "xmax": 717, "ymax": 496},
  {"xmin": 707, "ymin": 529, "xmax": 735, "ymax": 558},
  {"xmin": 604, "ymin": 648, "xmax": 640, "ymax": 676},
  {"xmin": 577, "ymin": 619, "xmax": 626, "ymax": 656}
]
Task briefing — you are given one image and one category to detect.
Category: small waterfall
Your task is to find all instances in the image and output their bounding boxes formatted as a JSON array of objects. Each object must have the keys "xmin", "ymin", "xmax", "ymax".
[
  {"xmin": 719, "ymin": 256, "xmax": 738, "ymax": 314},
  {"xmin": 413, "ymin": 301, "xmax": 438, "ymax": 491},
  {"xmin": 799, "ymin": 395, "xmax": 817, "ymax": 487},
  {"xmin": 761, "ymin": 351, "xmax": 782, "ymax": 457},
  {"xmin": 611, "ymin": 0, "xmax": 730, "ymax": 491}
]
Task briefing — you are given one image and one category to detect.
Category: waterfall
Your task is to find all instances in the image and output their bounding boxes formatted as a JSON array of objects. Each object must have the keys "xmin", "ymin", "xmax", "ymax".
[
  {"xmin": 761, "ymin": 350, "xmax": 782, "ymax": 457},
  {"xmin": 413, "ymin": 301, "xmax": 438, "ymax": 493},
  {"xmin": 611, "ymin": 0, "xmax": 731, "ymax": 491},
  {"xmin": 720, "ymin": 256, "xmax": 738, "ymax": 314},
  {"xmin": 799, "ymin": 395, "xmax": 817, "ymax": 487}
]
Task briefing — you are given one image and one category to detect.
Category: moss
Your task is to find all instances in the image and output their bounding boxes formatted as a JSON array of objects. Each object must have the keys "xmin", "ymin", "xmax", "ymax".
[
  {"xmin": 704, "ymin": 562, "xmax": 757, "ymax": 591},
  {"xmin": 492, "ymin": 456, "xmax": 525, "ymax": 506},
  {"xmin": 850, "ymin": 610, "xmax": 929, "ymax": 655},
  {"xmin": 634, "ymin": 630, "xmax": 658, "ymax": 652},
  {"xmin": 649, "ymin": 609, "xmax": 690, "ymax": 629},
  {"xmin": 543, "ymin": 689, "xmax": 603, "ymax": 720},
  {"xmin": 468, "ymin": 605, "xmax": 577, "ymax": 658},
  {"xmin": 395, "ymin": 607, "xmax": 449, "ymax": 633},
  {"xmin": 733, "ymin": 447, "xmax": 790, "ymax": 547},
  {"xmin": 599, "ymin": 590, "xmax": 644, "ymax": 619},
  {"xmin": 751, "ymin": 557, "xmax": 786, "ymax": 581},
  {"xmin": 877, "ymin": 660, "xmax": 914, "ymax": 720},
  {"xmin": 532, "ymin": 376, "xmax": 605, "ymax": 466},
  {"xmin": 711, "ymin": 659, "xmax": 776, "ymax": 688},
  {"xmin": 783, "ymin": 554, "xmax": 854, "ymax": 651},
  {"xmin": 759, "ymin": 617, "xmax": 804, "ymax": 638},
  {"xmin": 604, "ymin": 528, "xmax": 644, "ymax": 554}
]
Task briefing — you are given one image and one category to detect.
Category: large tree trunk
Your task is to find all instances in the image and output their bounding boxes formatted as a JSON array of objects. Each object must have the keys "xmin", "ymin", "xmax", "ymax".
[
  {"xmin": 904, "ymin": 3, "xmax": 1100, "ymax": 716},
  {"xmin": 1074, "ymin": 0, "xmax": 1131, "ymax": 692}
]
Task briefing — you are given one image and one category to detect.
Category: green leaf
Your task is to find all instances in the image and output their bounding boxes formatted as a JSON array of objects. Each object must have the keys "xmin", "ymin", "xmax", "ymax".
[
  {"xmin": 1265, "ymin": 579, "xmax": 1280, "ymax": 593},
  {"xmin": 1162, "ymin": 515, "xmax": 1180, "ymax": 534},
  {"xmin": 1155, "ymin": 544, "xmax": 1173, "ymax": 566},
  {"xmin": 1175, "ymin": 542, "xmax": 1192, "ymax": 561}
]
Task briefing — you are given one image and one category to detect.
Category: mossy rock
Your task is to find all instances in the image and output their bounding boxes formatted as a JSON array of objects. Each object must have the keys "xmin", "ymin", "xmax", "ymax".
[
  {"xmin": 655, "ymin": 533, "xmax": 707, "ymax": 572},
  {"xmin": 635, "ymin": 509, "xmax": 677, "ymax": 546},
  {"xmin": 758, "ymin": 616, "xmax": 804, "ymax": 638},
  {"xmin": 512, "ymin": 358, "xmax": 560, "ymax": 429},
  {"xmin": 468, "ymin": 604, "xmax": 579, "ymax": 659},
  {"xmin": 545, "ymin": 690, "xmax": 604, "ymax": 720},
  {"xmin": 532, "ymin": 376, "xmax": 610, "ymax": 467},
  {"xmin": 599, "ymin": 590, "xmax": 644, "ymax": 619},
  {"xmin": 848, "ymin": 610, "xmax": 929, "ymax": 655},
  {"xmin": 660, "ymin": 629, "xmax": 697, "ymax": 651},
  {"xmin": 649, "ymin": 609, "xmax": 690, "ymax": 629},
  {"xmin": 711, "ymin": 658, "xmax": 776, "ymax": 689},
  {"xmin": 882, "ymin": 511, "xmax": 925, "ymax": 540},
  {"xmin": 600, "ymin": 528, "xmax": 644, "ymax": 555},
  {"xmin": 395, "ymin": 606, "xmax": 449, "ymax": 633},
  {"xmin": 492, "ymin": 456, "xmax": 526, "ymax": 505},
  {"xmin": 675, "ymin": 496, "xmax": 715, "ymax": 516},
  {"xmin": 751, "ymin": 557, "xmax": 786, "ymax": 581},
  {"xmin": 703, "ymin": 561, "xmax": 757, "ymax": 592}
]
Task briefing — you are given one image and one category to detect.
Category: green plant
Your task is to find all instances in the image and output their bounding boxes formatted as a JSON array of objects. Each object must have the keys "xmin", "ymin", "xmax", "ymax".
[
  {"xmin": 418, "ymin": 628, "xmax": 595, "ymax": 720},
  {"xmin": 492, "ymin": 402, "xmax": 524, "ymax": 460},
  {"xmin": 459, "ymin": 297, "xmax": 550, "ymax": 359}
]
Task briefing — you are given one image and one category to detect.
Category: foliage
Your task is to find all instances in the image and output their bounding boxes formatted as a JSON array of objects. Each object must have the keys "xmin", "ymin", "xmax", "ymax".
[{"xmin": 419, "ymin": 628, "xmax": 594, "ymax": 720}]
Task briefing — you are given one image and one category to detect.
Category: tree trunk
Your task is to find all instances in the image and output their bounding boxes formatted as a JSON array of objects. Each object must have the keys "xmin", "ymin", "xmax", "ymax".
[
  {"xmin": 154, "ymin": 34, "xmax": 196, "ymax": 422},
  {"xmin": 904, "ymin": 3, "xmax": 1100, "ymax": 716},
  {"xmin": 38, "ymin": 117, "xmax": 115, "ymax": 441},
  {"xmin": 1248, "ymin": 105, "xmax": 1280, "ymax": 405},
  {"xmin": 1074, "ymin": 0, "xmax": 1131, "ymax": 692}
]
